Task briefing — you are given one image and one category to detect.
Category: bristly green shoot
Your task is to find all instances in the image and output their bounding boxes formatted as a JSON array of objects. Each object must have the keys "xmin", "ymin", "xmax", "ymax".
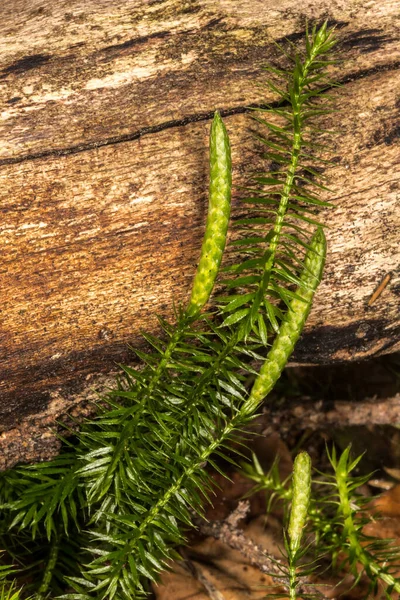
[
  {"xmin": 0, "ymin": 555, "xmax": 26, "ymax": 600},
  {"xmin": 328, "ymin": 445, "xmax": 400, "ymax": 595},
  {"xmin": 241, "ymin": 452, "xmax": 292, "ymax": 513},
  {"xmin": 75, "ymin": 111, "xmax": 230, "ymax": 512},
  {"xmin": 242, "ymin": 452, "xmax": 315, "ymax": 600},
  {"xmin": 0, "ymin": 583, "xmax": 24, "ymax": 600},
  {"xmin": 0, "ymin": 22, "xmax": 339, "ymax": 599},
  {"xmin": 219, "ymin": 20, "xmax": 336, "ymax": 341}
]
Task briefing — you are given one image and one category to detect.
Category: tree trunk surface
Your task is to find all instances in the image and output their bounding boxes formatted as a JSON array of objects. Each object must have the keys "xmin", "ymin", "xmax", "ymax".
[{"xmin": 1, "ymin": 0, "xmax": 399, "ymax": 468}]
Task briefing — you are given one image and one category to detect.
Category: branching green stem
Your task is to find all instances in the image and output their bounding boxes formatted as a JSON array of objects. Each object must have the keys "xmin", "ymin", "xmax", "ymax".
[
  {"xmin": 91, "ymin": 112, "xmax": 231, "ymax": 503},
  {"xmin": 259, "ymin": 34, "xmax": 326, "ymax": 295}
]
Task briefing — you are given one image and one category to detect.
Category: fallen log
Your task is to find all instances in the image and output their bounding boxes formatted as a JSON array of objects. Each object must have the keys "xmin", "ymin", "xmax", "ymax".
[{"xmin": 0, "ymin": 0, "xmax": 399, "ymax": 465}]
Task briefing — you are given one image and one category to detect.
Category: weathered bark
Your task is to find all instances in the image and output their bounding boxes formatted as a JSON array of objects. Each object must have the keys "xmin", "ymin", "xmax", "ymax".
[{"xmin": 0, "ymin": 0, "xmax": 399, "ymax": 465}]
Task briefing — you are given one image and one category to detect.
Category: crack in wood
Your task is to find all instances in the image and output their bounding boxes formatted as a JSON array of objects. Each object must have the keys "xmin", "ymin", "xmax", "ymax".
[
  {"xmin": 0, "ymin": 103, "xmax": 269, "ymax": 167},
  {"xmin": 0, "ymin": 60, "xmax": 398, "ymax": 168}
]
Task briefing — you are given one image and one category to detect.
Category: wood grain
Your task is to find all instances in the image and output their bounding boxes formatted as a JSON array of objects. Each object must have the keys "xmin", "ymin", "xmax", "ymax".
[{"xmin": 0, "ymin": 0, "xmax": 399, "ymax": 465}]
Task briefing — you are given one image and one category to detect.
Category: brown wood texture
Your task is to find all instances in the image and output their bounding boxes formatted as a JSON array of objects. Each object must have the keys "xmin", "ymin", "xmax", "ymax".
[{"xmin": 0, "ymin": 0, "xmax": 399, "ymax": 466}]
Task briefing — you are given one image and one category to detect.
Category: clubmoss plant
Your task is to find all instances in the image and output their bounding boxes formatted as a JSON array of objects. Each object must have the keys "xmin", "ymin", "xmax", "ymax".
[
  {"xmin": 242, "ymin": 446, "xmax": 400, "ymax": 598},
  {"xmin": 0, "ymin": 22, "xmax": 342, "ymax": 599},
  {"xmin": 0, "ymin": 556, "xmax": 25, "ymax": 600}
]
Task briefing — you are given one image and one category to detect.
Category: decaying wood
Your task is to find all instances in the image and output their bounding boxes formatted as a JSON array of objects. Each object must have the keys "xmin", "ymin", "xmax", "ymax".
[
  {"xmin": 260, "ymin": 393, "xmax": 400, "ymax": 435},
  {"xmin": 0, "ymin": 0, "xmax": 399, "ymax": 464},
  {"xmin": 0, "ymin": 373, "xmax": 115, "ymax": 470}
]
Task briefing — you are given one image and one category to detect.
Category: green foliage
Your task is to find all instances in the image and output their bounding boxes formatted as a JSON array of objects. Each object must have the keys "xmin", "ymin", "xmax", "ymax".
[
  {"xmin": 0, "ymin": 551, "xmax": 26, "ymax": 600},
  {"xmin": 1, "ymin": 452, "xmax": 81, "ymax": 539},
  {"xmin": 0, "ymin": 582, "xmax": 24, "ymax": 600},
  {"xmin": 218, "ymin": 20, "xmax": 336, "ymax": 341},
  {"xmin": 0, "ymin": 22, "xmax": 343, "ymax": 599}
]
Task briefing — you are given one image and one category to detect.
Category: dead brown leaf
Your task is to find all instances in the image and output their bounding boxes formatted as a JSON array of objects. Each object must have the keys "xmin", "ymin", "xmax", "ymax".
[{"xmin": 372, "ymin": 483, "xmax": 400, "ymax": 518}]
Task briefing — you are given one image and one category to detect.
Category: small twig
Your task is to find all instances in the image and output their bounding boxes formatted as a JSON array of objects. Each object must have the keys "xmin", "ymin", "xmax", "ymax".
[
  {"xmin": 368, "ymin": 272, "xmax": 391, "ymax": 306},
  {"xmin": 195, "ymin": 502, "xmax": 329, "ymax": 599},
  {"xmin": 197, "ymin": 513, "xmax": 284, "ymax": 578},
  {"xmin": 225, "ymin": 500, "xmax": 250, "ymax": 527},
  {"xmin": 194, "ymin": 501, "xmax": 283, "ymax": 580}
]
